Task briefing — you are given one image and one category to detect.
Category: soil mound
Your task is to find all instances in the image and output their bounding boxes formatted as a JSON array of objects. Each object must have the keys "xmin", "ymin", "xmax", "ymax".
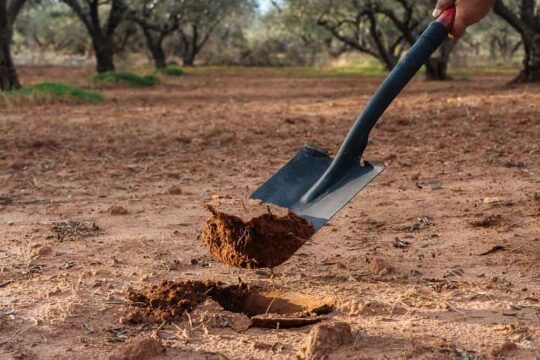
[
  {"xmin": 108, "ymin": 336, "xmax": 164, "ymax": 360},
  {"xmin": 126, "ymin": 280, "xmax": 249, "ymax": 323},
  {"xmin": 125, "ymin": 280, "xmax": 335, "ymax": 328},
  {"xmin": 201, "ymin": 198, "xmax": 315, "ymax": 268}
]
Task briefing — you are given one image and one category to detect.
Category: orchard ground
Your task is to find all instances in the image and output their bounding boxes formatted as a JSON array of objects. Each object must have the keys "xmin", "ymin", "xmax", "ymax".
[{"xmin": 0, "ymin": 66, "xmax": 539, "ymax": 359}]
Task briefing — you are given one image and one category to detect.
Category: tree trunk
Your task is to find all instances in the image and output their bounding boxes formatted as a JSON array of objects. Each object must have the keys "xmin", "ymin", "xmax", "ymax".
[
  {"xmin": 92, "ymin": 37, "xmax": 115, "ymax": 73},
  {"xmin": 493, "ymin": 0, "xmax": 540, "ymax": 83},
  {"xmin": 424, "ymin": 39, "xmax": 454, "ymax": 81},
  {"xmin": 424, "ymin": 59, "xmax": 449, "ymax": 81},
  {"xmin": 0, "ymin": 3, "xmax": 19, "ymax": 91},
  {"xmin": 142, "ymin": 30, "xmax": 167, "ymax": 69},
  {"xmin": 152, "ymin": 46, "xmax": 166, "ymax": 69},
  {"xmin": 182, "ymin": 52, "xmax": 195, "ymax": 67},
  {"xmin": 515, "ymin": 35, "xmax": 540, "ymax": 82}
]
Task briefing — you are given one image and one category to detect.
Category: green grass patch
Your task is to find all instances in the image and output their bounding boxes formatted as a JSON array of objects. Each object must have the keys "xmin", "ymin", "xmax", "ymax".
[
  {"xmin": 94, "ymin": 71, "xmax": 158, "ymax": 87},
  {"xmin": 5, "ymin": 82, "xmax": 104, "ymax": 103},
  {"xmin": 156, "ymin": 66, "xmax": 184, "ymax": 77},
  {"xmin": 297, "ymin": 64, "xmax": 387, "ymax": 78}
]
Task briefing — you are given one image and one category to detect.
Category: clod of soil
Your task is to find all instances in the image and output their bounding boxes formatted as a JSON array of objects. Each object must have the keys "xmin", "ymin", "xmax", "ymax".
[
  {"xmin": 108, "ymin": 206, "xmax": 128, "ymax": 215},
  {"xmin": 300, "ymin": 322, "xmax": 353, "ymax": 360},
  {"xmin": 470, "ymin": 214, "xmax": 504, "ymax": 228},
  {"xmin": 201, "ymin": 198, "xmax": 315, "ymax": 269},
  {"xmin": 369, "ymin": 257, "xmax": 394, "ymax": 276},
  {"xmin": 108, "ymin": 336, "xmax": 164, "ymax": 360},
  {"xmin": 125, "ymin": 280, "xmax": 334, "ymax": 328}
]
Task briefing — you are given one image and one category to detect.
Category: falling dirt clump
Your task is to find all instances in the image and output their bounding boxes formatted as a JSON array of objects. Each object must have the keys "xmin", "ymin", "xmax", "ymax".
[
  {"xmin": 125, "ymin": 280, "xmax": 249, "ymax": 324},
  {"xmin": 201, "ymin": 198, "xmax": 315, "ymax": 269}
]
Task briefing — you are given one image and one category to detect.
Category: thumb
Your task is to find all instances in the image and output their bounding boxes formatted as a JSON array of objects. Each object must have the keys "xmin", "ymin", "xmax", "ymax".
[{"xmin": 433, "ymin": 0, "xmax": 455, "ymax": 17}]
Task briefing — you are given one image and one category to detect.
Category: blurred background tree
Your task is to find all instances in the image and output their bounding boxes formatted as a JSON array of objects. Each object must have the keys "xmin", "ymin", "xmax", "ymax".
[
  {"xmin": 494, "ymin": 0, "xmax": 539, "ymax": 82},
  {"xmin": 0, "ymin": 0, "xmax": 533, "ymax": 83},
  {"xmin": 0, "ymin": 0, "xmax": 27, "ymax": 90}
]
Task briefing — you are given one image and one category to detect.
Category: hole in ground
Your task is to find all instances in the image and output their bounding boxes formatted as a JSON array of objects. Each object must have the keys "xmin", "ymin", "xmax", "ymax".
[{"xmin": 126, "ymin": 280, "xmax": 334, "ymax": 328}]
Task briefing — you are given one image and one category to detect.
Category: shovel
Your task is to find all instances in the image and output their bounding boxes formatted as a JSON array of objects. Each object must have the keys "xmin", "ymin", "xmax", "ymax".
[{"xmin": 251, "ymin": 8, "xmax": 456, "ymax": 231}]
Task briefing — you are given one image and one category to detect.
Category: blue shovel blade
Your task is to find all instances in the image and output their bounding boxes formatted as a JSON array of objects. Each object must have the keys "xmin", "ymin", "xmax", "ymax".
[{"xmin": 250, "ymin": 146, "xmax": 385, "ymax": 231}]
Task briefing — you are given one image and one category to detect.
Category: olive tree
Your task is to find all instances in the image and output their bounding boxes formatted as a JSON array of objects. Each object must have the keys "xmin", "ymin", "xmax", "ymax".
[
  {"xmin": 175, "ymin": 0, "xmax": 254, "ymax": 66},
  {"xmin": 494, "ymin": 0, "xmax": 540, "ymax": 82},
  {"xmin": 126, "ymin": 0, "xmax": 182, "ymax": 69},
  {"xmin": 0, "ymin": 0, "xmax": 26, "ymax": 90},
  {"xmin": 61, "ymin": 0, "xmax": 127, "ymax": 73},
  {"xmin": 285, "ymin": 0, "xmax": 453, "ymax": 80}
]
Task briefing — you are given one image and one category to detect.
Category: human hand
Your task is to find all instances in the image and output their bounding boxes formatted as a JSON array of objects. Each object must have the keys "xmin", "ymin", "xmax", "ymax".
[{"xmin": 433, "ymin": 0, "xmax": 495, "ymax": 39}]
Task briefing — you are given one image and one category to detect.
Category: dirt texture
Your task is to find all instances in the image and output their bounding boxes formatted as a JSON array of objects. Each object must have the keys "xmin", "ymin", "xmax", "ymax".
[
  {"xmin": 0, "ymin": 67, "xmax": 539, "ymax": 359},
  {"xmin": 126, "ymin": 280, "xmax": 248, "ymax": 323},
  {"xmin": 108, "ymin": 336, "xmax": 165, "ymax": 360},
  {"xmin": 201, "ymin": 198, "xmax": 315, "ymax": 268}
]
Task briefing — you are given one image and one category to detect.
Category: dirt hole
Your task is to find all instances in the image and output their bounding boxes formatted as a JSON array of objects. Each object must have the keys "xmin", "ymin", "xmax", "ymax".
[{"xmin": 125, "ymin": 280, "xmax": 334, "ymax": 328}]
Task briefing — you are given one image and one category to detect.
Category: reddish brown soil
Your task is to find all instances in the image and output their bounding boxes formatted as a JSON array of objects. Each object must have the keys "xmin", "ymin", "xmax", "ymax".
[
  {"xmin": 201, "ymin": 199, "xmax": 314, "ymax": 268},
  {"xmin": 126, "ymin": 280, "xmax": 249, "ymax": 324},
  {"xmin": 0, "ymin": 66, "xmax": 539, "ymax": 359}
]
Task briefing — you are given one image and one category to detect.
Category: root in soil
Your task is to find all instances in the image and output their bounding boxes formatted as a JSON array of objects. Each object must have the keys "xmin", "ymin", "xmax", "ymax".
[{"xmin": 200, "ymin": 198, "xmax": 315, "ymax": 269}]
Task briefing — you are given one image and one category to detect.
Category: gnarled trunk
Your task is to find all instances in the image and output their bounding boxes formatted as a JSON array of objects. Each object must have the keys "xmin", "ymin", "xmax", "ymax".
[
  {"xmin": 151, "ymin": 46, "xmax": 166, "ymax": 69},
  {"xmin": 0, "ymin": 34, "xmax": 20, "ymax": 91},
  {"xmin": 424, "ymin": 39, "xmax": 454, "ymax": 81},
  {"xmin": 141, "ymin": 29, "xmax": 167, "ymax": 69},
  {"xmin": 93, "ymin": 38, "xmax": 115, "ymax": 73},
  {"xmin": 0, "ymin": 2, "xmax": 19, "ymax": 91},
  {"xmin": 493, "ymin": 0, "xmax": 540, "ymax": 83},
  {"xmin": 182, "ymin": 52, "xmax": 195, "ymax": 67},
  {"xmin": 516, "ymin": 35, "xmax": 540, "ymax": 82}
]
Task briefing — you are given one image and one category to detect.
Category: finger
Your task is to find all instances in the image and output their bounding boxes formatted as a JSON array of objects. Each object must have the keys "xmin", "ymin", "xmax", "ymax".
[{"xmin": 433, "ymin": 0, "xmax": 455, "ymax": 17}]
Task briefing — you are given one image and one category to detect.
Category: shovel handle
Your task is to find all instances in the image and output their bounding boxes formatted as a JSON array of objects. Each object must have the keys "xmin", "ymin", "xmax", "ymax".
[
  {"xmin": 300, "ymin": 7, "xmax": 455, "ymax": 204},
  {"xmin": 335, "ymin": 7, "xmax": 456, "ymax": 163}
]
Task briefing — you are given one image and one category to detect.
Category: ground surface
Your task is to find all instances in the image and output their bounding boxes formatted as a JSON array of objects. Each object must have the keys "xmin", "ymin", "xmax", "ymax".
[{"xmin": 0, "ymin": 66, "xmax": 539, "ymax": 359}]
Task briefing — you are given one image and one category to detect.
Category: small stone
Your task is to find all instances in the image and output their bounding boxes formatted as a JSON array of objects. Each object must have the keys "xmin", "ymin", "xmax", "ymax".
[
  {"xmin": 300, "ymin": 322, "xmax": 353, "ymax": 360},
  {"xmin": 490, "ymin": 341, "xmax": 517, "ymax": 357},
  {"xmin": 38, "ymin": 246, "xmax": 53, "ymax": 256},
  {"xmin": 168, "ymin": 186, "xmax": 182, "ymax": 195},
  {"xmin": 369, "ymin": 257, "xmax": 394, "ymax": 276},
  {"xmin": 483, "ymin": 197, "xmax": 502, "ymax": 204},
  {"xmin": 108, "ymin": 206, "xmax": 128, "ymax": 216},
  {"xmin": 252, "ymin": 342, "xmax": 272, "ymax": 350},
  {"xmin": 6, "ymin": 221, "xmax": 15, "ymax": 226},
  {"xmin": 108, "ymin": 336, "xmax": 164, "ymax": 360},
  {"xmin": 56, "ymin": 169, "xmax": 70, "ymax": 178}
]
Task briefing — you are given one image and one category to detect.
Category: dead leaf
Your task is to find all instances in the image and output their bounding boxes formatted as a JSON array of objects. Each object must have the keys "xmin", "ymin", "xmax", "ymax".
[{"xmin": 56, "ymin": 169, "xmax": 69, "ymax": 178}]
